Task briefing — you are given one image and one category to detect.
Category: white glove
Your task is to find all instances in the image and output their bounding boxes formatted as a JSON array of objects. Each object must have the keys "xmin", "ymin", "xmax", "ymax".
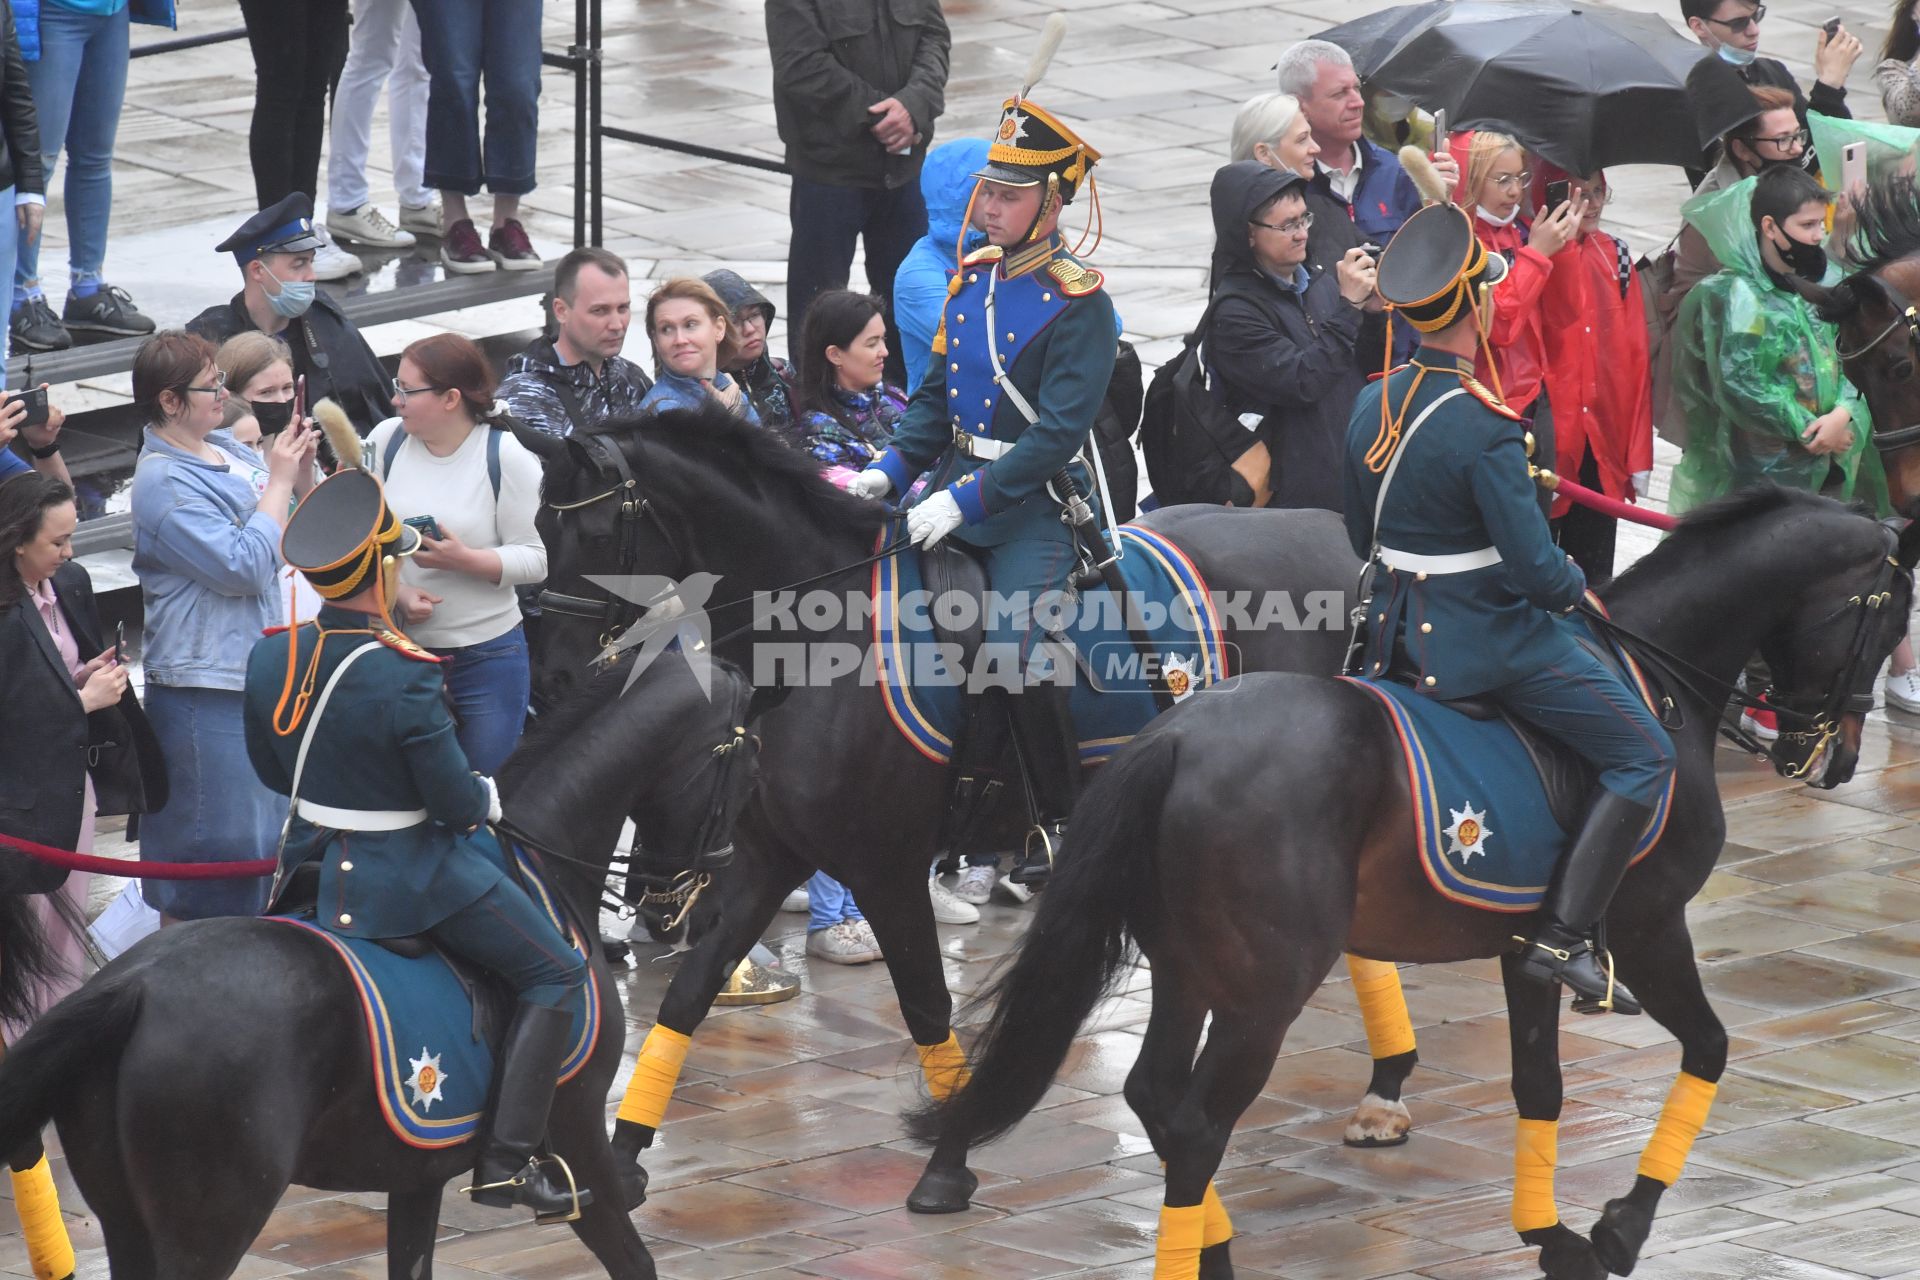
[
  {"xmin": 1630, "ymin": 470, "xmax": 1652, "ymax": 498},
  {"xmin": 478, "ymin": 773, "xmax": 503, "ymax": 824},
  {"xmin": 848, "ymin": 468, "xmax": 893, "ymax": 500},
  {"xmin": 906, "ymin": 490, "xmax": 965, "ymax": 548}
]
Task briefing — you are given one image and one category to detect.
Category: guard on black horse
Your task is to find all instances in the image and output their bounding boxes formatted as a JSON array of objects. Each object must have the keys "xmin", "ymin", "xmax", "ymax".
[
  {"xmin": 241, "ymin": 466, "xmax": 590, "ymax": 1220},
  {"xmin": 1343, "ymin": 200, "xmax": 1677, "ymax": 1015},
  {"xmin": 850, "ymin": 95, "xmax": 1116, "ymax": 889}
]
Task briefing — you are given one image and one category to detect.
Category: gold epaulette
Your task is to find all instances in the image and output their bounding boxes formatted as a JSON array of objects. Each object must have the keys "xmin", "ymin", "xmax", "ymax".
[
  {"xmin": 1460, "ymin": 374, "xmax": 1523, "ymax": 421},
  {"xmin": 961, "ymin": 244, "xmax": 1005, "ymax": 267},
  {"xmin": 377, "ymin": 628, "xmax": 441, "ymax": 662},
  {"xmin": 1046, "ymin": 256, "xmax": 1103, "ymax": 296}
]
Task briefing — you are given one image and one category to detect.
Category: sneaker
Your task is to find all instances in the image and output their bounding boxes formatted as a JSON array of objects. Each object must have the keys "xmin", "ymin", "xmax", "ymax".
[
  {"xmin": 995, "ymin": 875, "xmax": 1035, "ymax": 904},
  {"xmin": 951, "ymin": 864, "xmax": 997, "ymax": 905},
  {"xmin": 488, "ymin": 219, "xmax": 542, "ymax": 272},
  {"xmin": 327, "ymin": 203, "xmax": 416, "ymax": 250},
  {"xmin": 806, "ymin": 920, "xmax": 883, "ymax": 965},
  {"xmin": 929, "ymin": 876, "xmax": 980, "ymax": 925},
  {"xmin": 62, "ymin": 285, "xmax": 156, "ymax": 337},
  {"xmin": 12, "ymin": 295, "xmax": 71, "ymax": 351},
  {"xmin": 1741, "ymin": 694, "xmax": 1779, "ymax": 744},
  {"xmin": 311, "ymin": 227, "xmax": 363, "ymax": 281},
  {"xmin": 1888, "ymin": 669, "xmax": 1920, "ymax": 714},
  {"xmin": 399, "ymin": 199, "xmax": 443, "ymax": 237},
  {"xmin": 780, "ymin": 887, "xmax": 809, "ymax": 914},
  {"xmin": 441, "ymin": 218, "xmax": 493, "ymax": 274}
]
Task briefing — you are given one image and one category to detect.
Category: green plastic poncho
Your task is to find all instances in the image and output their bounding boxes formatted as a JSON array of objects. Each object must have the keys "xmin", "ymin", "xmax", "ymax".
[{"xmin": 1669, "ymin": 175, "xmax": 1887, "ymax": 515}]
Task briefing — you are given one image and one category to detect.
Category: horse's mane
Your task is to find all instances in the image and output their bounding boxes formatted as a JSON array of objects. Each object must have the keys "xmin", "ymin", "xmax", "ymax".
[
  {"xmin": 1843, "ymin": 174, "xmax": 1920, "ymax": 277},
  {"xmin": 1612, "ymin": 484, "xmax": 1858, "ymax": 585}
]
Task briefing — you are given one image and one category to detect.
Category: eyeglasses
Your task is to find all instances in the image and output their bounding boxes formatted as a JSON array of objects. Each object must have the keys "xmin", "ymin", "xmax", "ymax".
[
  {"xmin": 392, "ymin": 379, "xmax": 449, "ymax": 401},
  {"xmin": 1251, "ymin": 211, "xmax": 1314, "ymax": 235},
  {"xmin": 1705, "ymin": 4, "xmax": 1765, "ymax": 34},
  {"xmin": 1490, "ymin": 171, "xmax": 1535, "ymax": 192},
  {"xmin": 1751, "ymin": 128, "xmax": 1810, "ymax": 151},
  {"xmin": 184, "ymin": 370, "xmax": 228, "ymax": 396},
  {"xmin": 1573, "ymin": 186, "xmax": 1613, "ymax": 206}
]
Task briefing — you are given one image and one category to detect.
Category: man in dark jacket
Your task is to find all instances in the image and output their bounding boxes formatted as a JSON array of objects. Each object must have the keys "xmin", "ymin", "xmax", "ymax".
[
  {"xmin": 186, "ymin": 195, "xmax": 391, "ymax": 435},
  {"xmin": 1205, "ymin": 162, "xmax": 1373, "ymax": 512},
  {"xmin": 767, "ymin": 0, "xmax": 950, "ymax": 382},
  {"xmin": 1681, "ymin": 1, "xmax": 1855, "ymax": 142},
  {"xmin": 499, "ymin": 246, "xmax": 652, "ymax": 438},
  {"xmin": 704, "ymin": 269, "xmax": 797, "ymax": 434}
]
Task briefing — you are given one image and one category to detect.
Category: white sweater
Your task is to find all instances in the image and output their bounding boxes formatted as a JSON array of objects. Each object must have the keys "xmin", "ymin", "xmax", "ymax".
[{"xmin": 366, "ymin": 418, "xmax": 547, "ymax": 649}]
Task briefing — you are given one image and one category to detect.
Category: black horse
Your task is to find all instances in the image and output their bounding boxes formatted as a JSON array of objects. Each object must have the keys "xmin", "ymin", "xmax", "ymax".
[
  {"xmin": 515, "ymin": 406, "xmax": 1362, "ymax": 1184},
  {"xmin": 0, "ymin": 654, "xmax": 758, "ymax": 1280},
  {"xmin": 906, "ymin": 489, "xmax": 1918, "ymax": 1280}
]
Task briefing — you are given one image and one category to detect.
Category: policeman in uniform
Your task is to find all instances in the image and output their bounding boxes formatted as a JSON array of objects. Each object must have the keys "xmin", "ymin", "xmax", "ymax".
[
  {"xmin": 241, "ymin": 468, "xmax": 590, "ymax": 1219},
  {"xmin": 850, "ymin": 95, "xmax": 1116, "ymax": 889},
  {"xmin": 1342, "ymin": 203, "xmax": 1677, "ymax": 1015}
]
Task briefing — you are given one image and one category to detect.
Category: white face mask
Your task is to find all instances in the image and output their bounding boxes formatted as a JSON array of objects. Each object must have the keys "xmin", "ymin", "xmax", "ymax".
[{"xmin": 1477, "ymin": 203, "xmax": 1521, "ymax": 228}]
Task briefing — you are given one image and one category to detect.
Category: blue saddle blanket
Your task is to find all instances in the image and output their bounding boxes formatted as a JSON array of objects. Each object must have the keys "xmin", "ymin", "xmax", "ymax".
[
  {"xmin": 874, "ymin": 526, "xmax": 1230, "ymax": 765},
  {"xmin": 1340, "ymin": 622, "xmax": 1674, "ymax": 913},
  {"xmin": 268, "ymin": 843, "xmax": 600, "ymax": 1148}
]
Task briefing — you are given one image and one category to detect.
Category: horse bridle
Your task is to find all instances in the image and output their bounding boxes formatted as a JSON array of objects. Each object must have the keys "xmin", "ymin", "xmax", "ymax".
[
  {"xmin": 1835, "ymin": 273, "xmax": 1920, "ymax": 453},
  {"xmin": 538, "ymin": 433, "xmax": 686, "ymax": 648}
]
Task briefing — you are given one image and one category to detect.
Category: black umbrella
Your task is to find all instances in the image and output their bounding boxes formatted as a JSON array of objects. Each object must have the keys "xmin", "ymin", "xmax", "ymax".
[{"xmin": 1313, "ymin": 1, "xmax": 1754, "ymax": 174}]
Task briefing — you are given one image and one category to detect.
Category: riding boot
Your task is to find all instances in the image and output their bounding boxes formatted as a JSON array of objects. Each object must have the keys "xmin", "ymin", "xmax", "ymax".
[
  {"xmin": 1513, "ymin": 791, "xmax": 1652, "ymax": 1016},
  {"xmin": 467, "ymin": 1000, "xmax": 593, "ymax": 1221},
  {"xmin": 1007, "ymin": 684, "xmax": 1079, "ymax": 887}
]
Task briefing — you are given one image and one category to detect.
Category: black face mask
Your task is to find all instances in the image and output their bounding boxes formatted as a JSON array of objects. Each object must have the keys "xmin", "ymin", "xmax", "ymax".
[
  {"xmin": 1772, "ymin": 230, "xmax": 1829, "ymax": 283},
  {"xmin": 251, "ymin": 398, "xmax": 295, "ymax": 433}
]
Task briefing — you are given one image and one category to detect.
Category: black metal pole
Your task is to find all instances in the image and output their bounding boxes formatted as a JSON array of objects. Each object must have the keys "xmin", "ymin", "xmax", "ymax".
[
  {"xmin": 130, "ymin": 27, "xmax": 247, "ymax": 59},
  {"xmin": 590, "ymin": 0, "xmax": 604, "ymax": 247},
  {"xmin": 574, "ymin": 0, "xmax": 588, "ymax": 249}
]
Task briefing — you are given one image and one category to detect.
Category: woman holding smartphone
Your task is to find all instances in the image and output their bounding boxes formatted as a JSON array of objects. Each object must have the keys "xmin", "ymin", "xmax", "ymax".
[{"xmin": 366, "ymin": 333, "xmax": 544, "ymax": 772}]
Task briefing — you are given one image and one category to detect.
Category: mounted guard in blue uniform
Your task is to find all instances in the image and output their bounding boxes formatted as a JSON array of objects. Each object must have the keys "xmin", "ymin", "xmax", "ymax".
[
  {"xmin": 241, "ymin": 465, "xmax": 590, "ymax": 1220},
  {"xmin": 851, "ymin": 90, "xmax": 1117, "ymax": 888},
  {"xmin": 1342, "ymin": 201, "xmax": 1677, "ymax": 1015}
]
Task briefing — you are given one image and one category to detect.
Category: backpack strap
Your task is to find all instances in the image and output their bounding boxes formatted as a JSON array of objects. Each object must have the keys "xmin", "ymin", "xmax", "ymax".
[
  {"xmin": 486, "ymin": 424, "xmax": 502, "ymax": 502},
  {"xmin": 381, "ymin": 428, "xmax": 404, "ymax": 479}
]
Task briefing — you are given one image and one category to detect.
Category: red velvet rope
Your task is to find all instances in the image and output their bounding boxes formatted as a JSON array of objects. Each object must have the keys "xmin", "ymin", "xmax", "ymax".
[
  {"xmin": 1549, "ymin": 475, "xmax": 1679, "ymax": 532},
  {"xmin": 0, "ymin": 831, "xmax": 275, "ymax": 879}
]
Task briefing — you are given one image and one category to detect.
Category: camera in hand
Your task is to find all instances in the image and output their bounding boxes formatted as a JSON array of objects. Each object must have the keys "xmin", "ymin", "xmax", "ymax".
[
  {"xmin": 16, "ymin": 385, "xmax": 49, "ymax": 428},
  {"xmin": 403, "ymin": 514, "xmax": 444, "ymax": 541}
]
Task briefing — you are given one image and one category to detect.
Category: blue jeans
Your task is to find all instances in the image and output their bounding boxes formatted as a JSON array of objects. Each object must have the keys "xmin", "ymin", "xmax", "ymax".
[
  {"xmin": 427, "ymin": 880, "xmax": 586, "ymax": 1010},
  {"xmin": 410, "ymin": 0, "xmax": 541, "ymax": 196},
  {"xmin": 15, "ymin": 2, "xmax": 129, "ymax": 296},
  {"xmin": 807, "ymin": 872, "xmax": 864, "ymax": 933},
  {"xmin": 431, "ymin": 625, "xmax": 530, "ymax": 775},
  {"xmin": 1489, "ymin": 638, "xmax": 1677, "ymax": 808},
  {"xmin": 0, "ymin": 184, "xmax": 16, "ymax": 382}
]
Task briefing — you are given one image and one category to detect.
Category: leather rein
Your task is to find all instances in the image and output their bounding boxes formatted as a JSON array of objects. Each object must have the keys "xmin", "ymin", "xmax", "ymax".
[{"xmin": 1836, "ymin": 272, "xmax": 1920, "ymax": 453}]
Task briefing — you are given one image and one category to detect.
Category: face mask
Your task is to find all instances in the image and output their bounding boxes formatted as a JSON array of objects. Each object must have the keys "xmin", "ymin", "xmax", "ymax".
[
  {"xmin": 251, "ymin": 398, "xmax": 295, "ymax": 433},
  {"xmin": 1773, "ymin": 230, "xmax": 1829, "ymax": 282},
  {"xmin": 261, "ymin": 263, "xmax": 315, "ymax": 319},
  {"xmin": 1477, "ymin": 204, "xmax": 1521, "ymax": 228},
  {"xmin": 1717, "ymin": 42, "xmax": 1757, "ymax": 67}
]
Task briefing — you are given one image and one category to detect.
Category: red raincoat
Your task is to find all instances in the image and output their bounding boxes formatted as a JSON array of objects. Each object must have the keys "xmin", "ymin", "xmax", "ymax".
[{"xmin": 1448, "ymin": 131, "xmax": 1552, "ymax": 411}]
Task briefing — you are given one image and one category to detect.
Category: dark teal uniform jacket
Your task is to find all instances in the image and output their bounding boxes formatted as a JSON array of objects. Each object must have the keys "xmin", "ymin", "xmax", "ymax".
[
  {"xmin": 243, "ymin": 606, "xmax": 510, "ymax": 939},
  {"xmin": 1342, "ymin": 350, "xmax": 1588, "ymax": 698}
]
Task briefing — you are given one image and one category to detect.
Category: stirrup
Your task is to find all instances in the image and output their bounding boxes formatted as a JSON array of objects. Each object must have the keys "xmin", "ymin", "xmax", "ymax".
[
  {"xmin": 462, "ymin": 1153, "xmax": 587, "ymax": 1224},
  {"xmin": 1011, "ymin": 822, "xmax": 1059, "ymax": 885},
  {"xmin": 1569, "ymin": 946, "xmax": 1626, "ymax": 1017}
]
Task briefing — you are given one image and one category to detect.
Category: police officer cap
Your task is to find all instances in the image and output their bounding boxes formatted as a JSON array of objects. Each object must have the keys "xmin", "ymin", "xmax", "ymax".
[
  {"xmin": 216, "ymin": 193, "xmax": 326, "ymax": 265},
  {"xmin": 281, "ymin": 468, "xmax": 420, "ymax": 600},
  {"xmin": 1376, "ymin": 203, "xmax": 1508, "ymax": 333},
  {"xmin": 974, "ymin": 99, "xmax": 1101, "ymax": 203}
]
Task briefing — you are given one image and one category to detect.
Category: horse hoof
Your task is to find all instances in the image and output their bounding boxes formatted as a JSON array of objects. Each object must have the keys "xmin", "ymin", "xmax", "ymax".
[
  {"xmin": 618, "ymin": 1161, "xmax": 649, "ymax": 1212},
  {"xmin": 1343, "ymin": 1092, "xmax": 1412, "ymax": 1148},
  {"xmin": 906, "ymin": 1164, "xmax": 978, "ymax": 1214},
  {"xmin": 1523, "ymin": 1222, "xmax": 1608, "ymax": 1280},
  {"xmin": 1591, "ymin": 1195, "xmax": 1655, "ymax": 1276},
  {"xmin": 1198, "ymin": 1241, "xmax": 1234, "ymax": 1280}
]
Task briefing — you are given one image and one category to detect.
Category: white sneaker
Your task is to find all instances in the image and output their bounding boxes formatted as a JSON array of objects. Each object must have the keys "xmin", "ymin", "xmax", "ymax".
[
  {"xmin": 929, "ymin": 876, "xmax": 980, "ymax": 925},
  {"xmin": 995, "ymin": 874, "xmax": 1034, "ymax": 904},
  {"xmin": 327, "ymin": 204, "xmax": 416, "ymax": 249},
  {"xmin": 952, "ymin": 864, "xmax": 997, "ymax": 905},
  {"xmin": 1888, "ymin": 669, "xmax": 1920, "ymax": 713},
  {"xmin": 311, "ymin": 227, "xmax": 363, "ymax": 281},
  {"xmin": 399, "ymin": 199, "xmax": 443, "ymax": 237},
  {"xmin": 806, "ymin": 920, "xmax": 883, "ymax": 965},
  {"xmin": 780, "ymin": 887, "xmax": 809, "ymax": 914}
]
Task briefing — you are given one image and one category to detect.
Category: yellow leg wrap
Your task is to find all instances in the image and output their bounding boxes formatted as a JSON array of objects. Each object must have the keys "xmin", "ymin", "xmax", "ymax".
[
  {"xmin": 915, "ymin": 1032, "xmax": 972, "ymax": 1102},
  {"xmin": 615, "ymin": 1024, "xmax": 691, "ymax": 1129},
  {"xmin": 1154, "ymin": 1202, "xmax": 1208, "ymax": 1280},
  {"xmin": 10, "ymin": 1155, "xmax": 76, "ymax": 1280},
  {"xmin": 1512, "ymin": 1117, "xmax": 1561, "ymax": 1233},
  {"xmin": 1346, "ymin": 955, "xmax": 1417, "ymax": 1060},
  {"xmin": 1637, "ymin": 1072, "xmax": 1718, "ymax": 1186},
  {"xmin": 1200, "ymin": 1182, "xmax": 1232, "ymax": 1248}
]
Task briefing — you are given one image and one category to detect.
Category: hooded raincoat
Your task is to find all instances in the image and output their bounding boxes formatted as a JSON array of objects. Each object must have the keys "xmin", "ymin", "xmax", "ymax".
[
  {"xmin": 1202, "ymin": 162, "xmax": 1365, "ymax": 511},
  {"xmin": 1670, "ymin": 175, "xmax": 1886, "ymax": 514},
  {"xmin": 894, "ymin": 138, "xmax": 990, "ymax": 393},
  {"xmin": 704, "ymin": 268, "xmax": 798, "ymax": 433}
]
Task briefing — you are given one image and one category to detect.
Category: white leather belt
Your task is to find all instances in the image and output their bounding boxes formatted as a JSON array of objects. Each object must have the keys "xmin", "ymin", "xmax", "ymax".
[
  {"xmin": 1378, "ymin": 545, "xmax": 1503, "ymax": 574},
  {"xmin": 953, "ymin": 430, "xmax": 1014, "ymax": 460},
  {"xmin": 296, "ymin": 800, "xmax": 428, "ymax": 831}
]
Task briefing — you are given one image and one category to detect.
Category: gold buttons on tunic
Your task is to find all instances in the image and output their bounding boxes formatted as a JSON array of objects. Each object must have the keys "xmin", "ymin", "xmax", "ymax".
[
  {"xmin": 977, "ymin": 422, "xmax": 986, "ymax": 431},
  {"xmin": 985, "ymin": 398, "xmax": 993, "ymax": 407},
  {"xmin": 339, "ymin": 913, "xmax": 353, "ymax": 925},
  {"xmin": 1424, "ymin": 676, "xmax": 1437, "ymax": 687},
  {"xmin": 1420, "ymin": 623, "xmax": 1432, "ymax": 634},
  {"xmin": 1416, "ymin": 571, "xmax": 1428, "ymax": 582},
  {"xmin": 1375, "ymin": 613, "xmax": 1384, "ymax": 624},
  {"xmin": 950, "ymin": 363, "xmax": 959, "ymax": 372},
  {"xmin": 956, "ymin": 313, "xmax": 966, "ymax": 323},
  {"xmin": 968, "ymin": 274, "xmax": 978, "ymax": 283},
  {"xmin": 339, "ymin": 860, "xmax": 354, "ymax": 871},
  {"xmin": 1007, "ymin": 332, "xmax": 1016, "ymax": 341},
  {"xmin": 1043, "ymin": 292, "xmax": 1053, "ymax": 301}
]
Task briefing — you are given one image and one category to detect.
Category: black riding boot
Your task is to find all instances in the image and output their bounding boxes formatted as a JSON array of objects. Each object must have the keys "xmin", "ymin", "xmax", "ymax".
[
  {"xmin": 1007, "ymin": 685, "xmax": 1079, "ymax": 887},
  {"xmin": 467, "ymin": 1001, "xmax": 593, "ymax": 1221},
  {"xmin": 1514, "ymin": 790, "xmax": 1652, "ymax": 1016}
]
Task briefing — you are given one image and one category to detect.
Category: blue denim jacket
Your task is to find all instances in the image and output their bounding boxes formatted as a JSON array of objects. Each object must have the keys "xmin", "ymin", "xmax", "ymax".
[
  {"xmin": 639, "ymin": 370, "xmax": 762, "ymax": 425},
  {"xmin": 131, "ymin": 427, "xmax": 284, "ymax": 691}
]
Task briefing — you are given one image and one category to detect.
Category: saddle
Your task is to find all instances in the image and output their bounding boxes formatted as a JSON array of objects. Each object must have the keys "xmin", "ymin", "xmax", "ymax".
[{"xmin": 1416, "ymin": 692, "xmax": 1590, "ymax": 835}]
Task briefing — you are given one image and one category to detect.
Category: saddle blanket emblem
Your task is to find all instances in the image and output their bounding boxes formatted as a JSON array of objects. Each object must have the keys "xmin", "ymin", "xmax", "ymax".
[
  {"xmin": 268, "ymin": 844, "xmax": 600, "ymax": 1148},
  {"xmin": 874, "ymin": 525, "xmax": 1229, "ymax": 765},
  {"xmin": 1340, "ymin": 619, "xmax": 1676, "ymax": 913}
]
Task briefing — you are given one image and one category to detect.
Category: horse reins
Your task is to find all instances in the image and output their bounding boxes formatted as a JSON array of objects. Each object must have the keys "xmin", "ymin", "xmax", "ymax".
[{"xmin": 1835, "ymin": 275, "xmax": 1920, "ymax": 453}]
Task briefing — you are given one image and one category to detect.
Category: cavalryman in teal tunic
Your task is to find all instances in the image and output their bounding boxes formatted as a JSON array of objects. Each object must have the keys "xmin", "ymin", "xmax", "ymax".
[
  {"xmin": 1342, "ymin": 203, "xmax": 1677, "ymax": 1015},
  {"xmin": 241, "ymin": 467, "xmax": 590, "ymax": 1220},
  {"xmin": 852, "ymin": 96, "xmax": 1117, "ymax": 888}
]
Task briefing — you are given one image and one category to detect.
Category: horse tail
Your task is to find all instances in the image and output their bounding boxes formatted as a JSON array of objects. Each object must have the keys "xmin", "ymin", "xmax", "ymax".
[
  {"xmin": 0, "ymin": 977, "xmax": 143, "ymax": 1156},
  {"xmin": 904, "ymin": 730, "xmax": 1176, "ymax": 1149},
  {"xmin": 0, "ymin": 891, "xmax": 83, "ymax": 1029}
]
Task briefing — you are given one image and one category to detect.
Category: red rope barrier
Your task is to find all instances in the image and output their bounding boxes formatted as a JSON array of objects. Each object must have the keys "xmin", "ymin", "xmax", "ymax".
[
  {"xmin": 0, "ymin": 831, "xmax": 275, "ymax": 879},
  {"xmin": 1540, "ymin": 472, "xmax": 1679, "ymax": 532}
]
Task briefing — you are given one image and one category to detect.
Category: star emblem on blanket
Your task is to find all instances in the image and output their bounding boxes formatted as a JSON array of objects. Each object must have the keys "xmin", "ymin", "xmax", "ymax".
[
  {"xmin": 1445, "ymin": 804, "xmax": 1492, "ymax": 864},
  {"xmin": 407, "ymin": 1048, "xmax": 447, "ymax": 1112},
  {"xmin": 1164, "ymin": 653, "xmax": 1196, "ymax": 701}
]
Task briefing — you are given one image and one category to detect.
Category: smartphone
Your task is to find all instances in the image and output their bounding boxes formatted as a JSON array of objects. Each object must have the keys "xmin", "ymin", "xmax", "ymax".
[
  {"xmin": 293, "ymin": 374, "xmax": 307, "ymax": 422},
  {"xmin": 1544, "ymin": 179, "xmax": 1571, "ymax": 210},
  {"xmin": 1823, "ymin": 17, "xmax": 1843, "ymax": 37},
  {"xmin": 17, "ymin": 384, "xmax": 48, "ymax": 428},
  {"xmin": 114, "ymin": 621, "xmax": 125, "ymax": 666},
  {"xmin": 1843, "ymin": 140, "xmax": 1868, "ymax": 193},
  {"xmin": 1432, "ymin": 108, "xmax": 1447, "ymax": 143},
  {"xmin": 403, "ymin": 513, "xmax": 444, "ymax": 541},
  {"xmin": 1360, "ymin": 242, "xmax": 1383, "ymax": 255}
]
